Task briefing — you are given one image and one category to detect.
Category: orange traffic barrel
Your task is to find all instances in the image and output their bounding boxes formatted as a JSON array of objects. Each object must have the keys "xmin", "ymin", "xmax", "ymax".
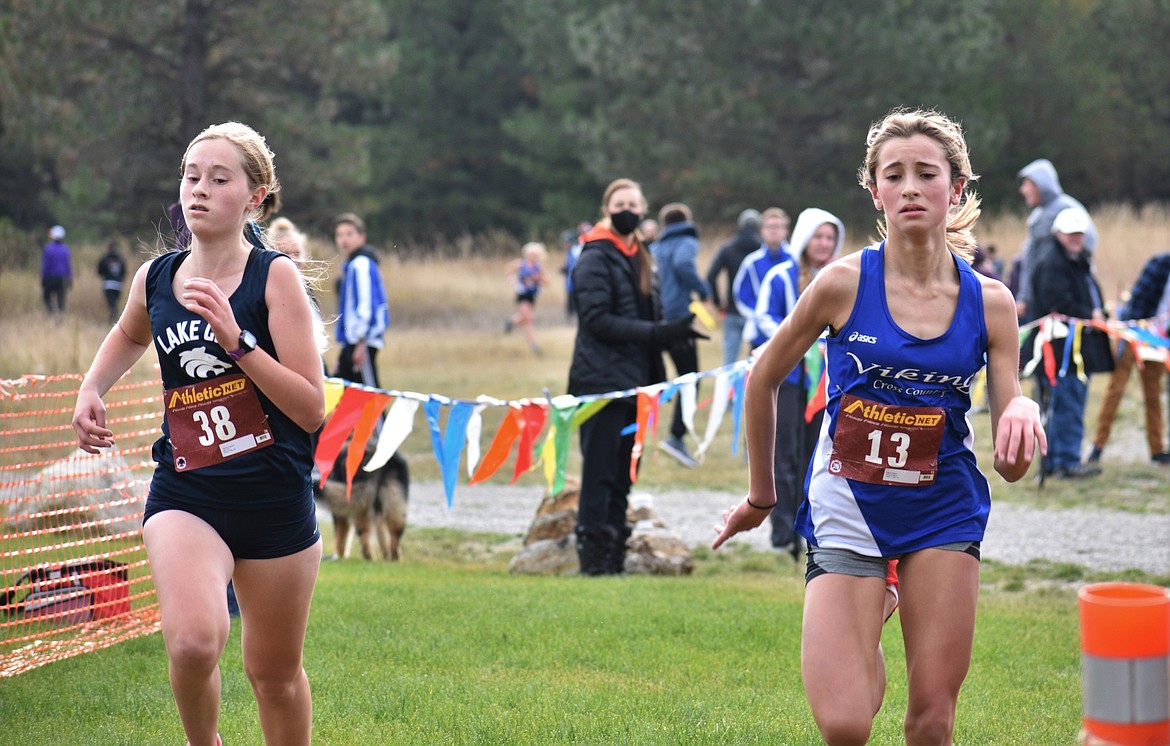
[{"xmin": 1079, "ymin": 582, "xmax": 1170, "ymax": 745}]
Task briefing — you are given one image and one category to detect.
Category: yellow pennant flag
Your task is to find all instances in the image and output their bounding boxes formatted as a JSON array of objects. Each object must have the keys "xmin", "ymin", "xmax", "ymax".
[
  {"xmin": 572, "ymin": 398, "xmax": 610, "ymax": 427},
  {"xmin": 323, "ymin": 378, "xmax": 346, "ymax": 417},
  {"xmin": 689, "ymin": 300, "xmax": 716, "ymax": 330},
  {"xmin": 540, "ymin": 424, "xmax": 558, "ymax": 489}
]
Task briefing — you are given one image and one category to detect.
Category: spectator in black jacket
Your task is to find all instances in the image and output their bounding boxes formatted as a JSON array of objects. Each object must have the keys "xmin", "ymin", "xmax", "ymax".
[
  {"xmin": 567, "ymin": 178, "xmax": 703, "ymax": 575},
  {"xmin": 705, "ymin": 208, "xmax": 761, "ymax": 365},
  {"xmin": 96, "ymin": 241, "xmax": 127, "ymax": 324},
  {"xmin": 1028, "ymin": 207, "xmax": 1110, "ymax": 478}
]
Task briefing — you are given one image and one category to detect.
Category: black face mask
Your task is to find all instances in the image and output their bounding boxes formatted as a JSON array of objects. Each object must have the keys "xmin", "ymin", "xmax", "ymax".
[{"xmin": 609, "ymin": 209, "xmax": 642, "ymax": 236}]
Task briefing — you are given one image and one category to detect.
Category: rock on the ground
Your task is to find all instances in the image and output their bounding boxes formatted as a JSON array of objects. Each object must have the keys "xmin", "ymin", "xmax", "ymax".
[{"xmin": 509, "ymin": 535, "xmax": 579, "ymax": 576}]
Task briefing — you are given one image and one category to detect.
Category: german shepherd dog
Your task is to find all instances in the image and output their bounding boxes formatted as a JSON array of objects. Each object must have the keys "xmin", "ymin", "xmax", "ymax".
[{"xmin": 314, "ymin": 448, "xmax": 409, "ymax": 560}]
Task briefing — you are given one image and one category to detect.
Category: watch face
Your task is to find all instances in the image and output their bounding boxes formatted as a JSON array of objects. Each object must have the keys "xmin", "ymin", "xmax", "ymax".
[{"xmin": 241, "ymin": 330, "xmax": 258, "ymax": 351}]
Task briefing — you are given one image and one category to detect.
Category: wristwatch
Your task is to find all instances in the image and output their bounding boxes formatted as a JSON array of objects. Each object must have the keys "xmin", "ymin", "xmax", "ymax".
[{"xmin": 227, "ymin": 329, "xmax": 258, "ymax": 361}]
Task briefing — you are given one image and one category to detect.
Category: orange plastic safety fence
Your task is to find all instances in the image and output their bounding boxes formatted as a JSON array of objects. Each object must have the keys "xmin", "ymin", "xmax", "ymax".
[{"xmin": 1, "ymin": 372, "xmax": 163, "ymax": 677}]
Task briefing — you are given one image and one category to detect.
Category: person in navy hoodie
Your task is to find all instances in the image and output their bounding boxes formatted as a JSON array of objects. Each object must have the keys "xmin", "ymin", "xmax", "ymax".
[
  {"xmin": 73, "ymin": 122, "xmax": 325, "ymax": 746},
  {"xmin": 650, "ymin": 202, "xmax": 711, "ymax": 468},
  {"xmin": 715, "ymin": 110, "xmax": 1046, "ymax": 744},
  {"xmin": 1089, "ymin": 251, "xmax": 1170, "ymax": 466}
]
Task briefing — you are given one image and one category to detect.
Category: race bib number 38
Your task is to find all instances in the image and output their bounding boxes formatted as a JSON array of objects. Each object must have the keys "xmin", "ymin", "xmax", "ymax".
[
  {"xmin": 829, "ymin": 393, "xmax": 945, "ymax": 486},
  {"xmin": 165, "ymin": 375, "xmax": 273, "ymax": 472}
]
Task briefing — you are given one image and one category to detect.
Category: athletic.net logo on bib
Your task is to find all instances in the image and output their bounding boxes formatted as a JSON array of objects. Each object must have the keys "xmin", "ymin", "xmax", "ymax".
[
  {"xmin": 165, "ymin": 375, "xmax": 273, "ymax": 472},
  {"xmin": 829, "ymin": 393, "xmax": 945, "ymax": 486}
]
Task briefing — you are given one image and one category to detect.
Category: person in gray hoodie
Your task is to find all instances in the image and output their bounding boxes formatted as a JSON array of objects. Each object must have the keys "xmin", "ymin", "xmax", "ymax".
[
  {"xmin": 752, "ymin": 208, "xmax": 845, "ymax": 556},
  {"xmin": 1014, "ymin": 158, "xmax": 1097, "ymax": 322}
]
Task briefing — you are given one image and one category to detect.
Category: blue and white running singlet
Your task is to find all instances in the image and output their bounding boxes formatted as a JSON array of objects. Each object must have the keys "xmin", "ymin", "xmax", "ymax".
[
  {"xmin": 516, "ymin": 260, "xmax": 542, "ymax": 296},
  {"xmin": 796, "ymin": 243, "xmax": 991, "ymax": 556}
]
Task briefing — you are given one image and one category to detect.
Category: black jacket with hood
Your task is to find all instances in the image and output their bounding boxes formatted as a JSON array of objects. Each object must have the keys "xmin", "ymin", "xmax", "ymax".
[{"xmin": 567, "ymin": 225, "xmax": 666, "ymax": 395}]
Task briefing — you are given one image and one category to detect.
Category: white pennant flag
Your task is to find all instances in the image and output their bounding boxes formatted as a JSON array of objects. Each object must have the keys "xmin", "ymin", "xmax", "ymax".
[
  {"xmin": 364, "ymin": 398, "xmax": 420, "ymax": 471},
  {"xmin": 464, "ymin": 403, "xmax": 488, "ymax": 478},
  {"xmin": 695, "ymin": 370, "xmax": 732, "ymax": 459},
  {"xmin": 679, "ymin": 379, "xmax": 698, "ymax": 443}
]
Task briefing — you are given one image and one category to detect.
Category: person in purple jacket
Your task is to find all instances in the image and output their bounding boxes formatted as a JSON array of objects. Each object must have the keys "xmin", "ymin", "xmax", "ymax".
[{"xmin": 41, "ymin": 224, "xmax": 73, "ymax": 317}]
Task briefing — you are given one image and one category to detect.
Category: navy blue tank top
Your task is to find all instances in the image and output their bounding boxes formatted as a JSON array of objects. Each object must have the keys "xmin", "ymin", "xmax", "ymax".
[{"xmin": 146, "ymin": 247, "xmax": 313, "ymax": 509}]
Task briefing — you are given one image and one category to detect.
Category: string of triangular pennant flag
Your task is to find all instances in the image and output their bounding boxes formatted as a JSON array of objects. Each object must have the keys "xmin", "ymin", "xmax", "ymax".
[
  {"xmin": 314, "ymin": 314, "xmax": 1166, "ymax": 509},
  {"xmin": 1021, "ymin": 313, "xmax": 1170, "ymax": 385},
  {"xmin": 313, "ymin": 359, "xmax": 782, "ymax": 508}
]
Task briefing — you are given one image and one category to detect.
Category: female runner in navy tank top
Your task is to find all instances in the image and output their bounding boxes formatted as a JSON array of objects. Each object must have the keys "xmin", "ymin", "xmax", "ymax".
[
  {"xmin": 72, "ymin": 122, "xmax": 325, "ymax": 746},
  {"xmin": 714, "ymin": 110, "xmax": 1047, "ymax": 745}
]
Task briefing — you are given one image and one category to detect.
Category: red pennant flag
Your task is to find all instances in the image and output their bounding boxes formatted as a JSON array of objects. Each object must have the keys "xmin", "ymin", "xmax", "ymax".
[
  {"xmin": 469, "ymin": 407, "xmax": 522, "ymax": 484},
  {"xmin": 344, "ymin": 393, "xmax": 392, "ymax": 501},
  {"xmin": 512, "ymin": 401, "xmax": 548, "ymax": 483},
  {"xmin": 1041, "ymin": 338, "xmax": 1057, "ymax": 385},
  {"xmin": 314, "ymin": 387, "xmax": 375, "ymax": 486},
  {"xmin": 804, "ymin": 368, "xmax": 827, "ymax": 423}
]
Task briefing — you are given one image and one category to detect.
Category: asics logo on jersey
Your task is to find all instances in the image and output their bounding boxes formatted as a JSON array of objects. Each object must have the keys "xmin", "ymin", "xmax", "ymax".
[
  {"xmin": 179, "ymin": 347, "xmax": 231, "ymax": 379},
  {"xmin": 848, "ymin": 332, "xmax": 877, "ymax": 344}
]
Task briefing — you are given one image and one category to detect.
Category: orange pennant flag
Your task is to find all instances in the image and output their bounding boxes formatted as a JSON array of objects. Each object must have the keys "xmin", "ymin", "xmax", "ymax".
[
  {"xmin": 469, "ymin": 407, "xmax": 522, "ymax": 485},
  {"xmin": 344, "ymin": 393, "xmax": 392, "ymax": 501}
]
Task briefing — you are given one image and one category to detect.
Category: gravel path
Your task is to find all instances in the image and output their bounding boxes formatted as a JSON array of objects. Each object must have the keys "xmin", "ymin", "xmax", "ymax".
[{"xmin": 400, "ymin": 482, "xmax": 1170, "ymax": 576}]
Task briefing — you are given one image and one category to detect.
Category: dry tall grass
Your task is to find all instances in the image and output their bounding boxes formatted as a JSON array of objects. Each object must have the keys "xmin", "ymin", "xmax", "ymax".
[
  {"xmin": 978, "ymin": 203, "xmax": 1170, "ymax": 308},
  {"xmin": 4, "ymin": 206, "xmax": 1168, "ymax": 495}
]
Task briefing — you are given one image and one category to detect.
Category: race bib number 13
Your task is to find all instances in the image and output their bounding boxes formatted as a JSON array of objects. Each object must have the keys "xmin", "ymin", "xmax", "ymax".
[
  {"xmin": 828, "ymin": 393, "xmax": 945, "ymax": 486},
  {"xmin": 165, "ymin": 375, "xmax": 273, "ymax": 472}
]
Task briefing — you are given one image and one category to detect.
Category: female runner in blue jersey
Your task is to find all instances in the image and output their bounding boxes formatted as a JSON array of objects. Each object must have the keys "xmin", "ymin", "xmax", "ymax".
[
  {"xmin": 72, "ymin": 122, "xmax": 325, "ymax": 746},
  {"xmin": 713, "ymin": 109, "xmax": 1047, "ymax": 745},
  {"xmin": 505, "ymin": 241, "xmax": 547, "ymax": 354}
]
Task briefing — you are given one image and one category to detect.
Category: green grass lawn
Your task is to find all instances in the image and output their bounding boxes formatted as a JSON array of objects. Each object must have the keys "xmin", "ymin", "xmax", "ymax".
[
  {"xmin": 0, "ymin": 529, "xmax": 1088, "ymax": 745},
  {"xmin": 2, "ymin": 254, "xmax": 1164, "ymax": 744}
]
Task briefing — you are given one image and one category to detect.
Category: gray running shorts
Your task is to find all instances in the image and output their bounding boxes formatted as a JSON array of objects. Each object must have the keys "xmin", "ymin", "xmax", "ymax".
[{"xmin": 805, "ymin": 541, "xmax": 980, "ymax": 585}]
